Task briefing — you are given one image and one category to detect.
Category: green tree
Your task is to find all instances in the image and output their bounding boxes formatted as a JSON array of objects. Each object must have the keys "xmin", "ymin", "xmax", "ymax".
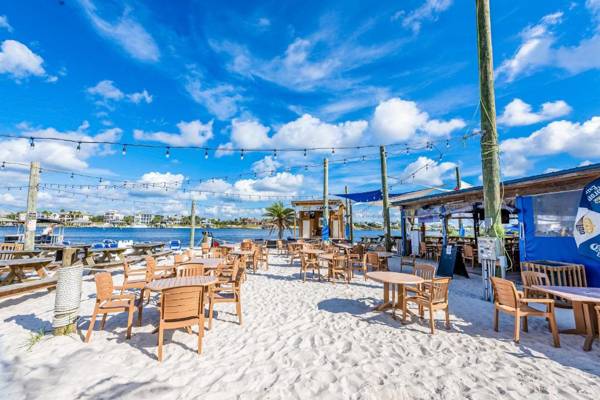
[
  {"xmin": 123, "ymin": 215, "xmax": 134, "ymax": 225},
  {"xmin": 263, "ymin": 201, "xmax": 295, "ymax": 240}
]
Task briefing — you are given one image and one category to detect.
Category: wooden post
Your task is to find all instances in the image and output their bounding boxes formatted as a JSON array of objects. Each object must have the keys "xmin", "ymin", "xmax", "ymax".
[
  {"xmin": 379, "ymin": 146, "xmax": 392, "ymax": 251},
  {"xmin": 476, "ymin": 0, "xmax": 504, "ymax": 243},
  {"xmin": 323, "ymin": 158, "xmax": 329, "ymax": 242},
  {"xmin": 24, "ymin": 161, "xmax": 40, "ymax": 251},
  {"xmin": 455, "ymin": 166, "xmax": 464, "ymax": 235},
  {"xmin": 344, "ymin": 186, "xmax": 350, "ymax": 241},
  {"xmin": 400, "ymin": 207, "xmax": 408, "ymax": 256},
  {"xmin": 349, "ymin": 200, "xmax": 354, "ymax": 244},
  {"xmin": 190, "ymin": 200, "xmax": 196, "ymax": 248}
]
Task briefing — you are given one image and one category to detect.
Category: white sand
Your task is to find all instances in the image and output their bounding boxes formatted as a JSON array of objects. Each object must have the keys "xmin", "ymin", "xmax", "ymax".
[{"xmin": 1, "ymin": 254, "xmax": 600, "ymax": 399}]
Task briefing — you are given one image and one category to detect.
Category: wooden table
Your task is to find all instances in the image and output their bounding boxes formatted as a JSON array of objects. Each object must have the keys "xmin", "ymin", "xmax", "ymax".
[
  {"xmin": 532, "ymin": 285, "xmax": 600, "ymax": 351},
  {"xmin": 302, "ymin": 249, "xmax": 325, "ymax": 255},
  {"xmin": 0, "ymin": 257, "xmax": 54, "ymax": 285},
  {"xmin": 87, "ymin": 247, "xmax": 128, "ymax": 264},
  {"xmin": 182, "ymin": 257, "xmax": 225, "ymax": 269},
  {"xmin": 131, "ymin": 242, "xmax": 165, "ymax": 256},
  {"xmin": 146, "ymin": 275, "xmax": 217, "ymax": 291},
  {"xmin": 367, "ymin": 271, "xmax": 424, "ymax": 318},
  {"xmin": 334, "ymin": 243, "xmax": 353, "ymax": 250},
  {"xmin": 0, "ymin": 250, "xmax": 42, "ymax": 260},
  {"xmin": 230, "ymin": 250, "xmax": 254, "ymax": 257}
]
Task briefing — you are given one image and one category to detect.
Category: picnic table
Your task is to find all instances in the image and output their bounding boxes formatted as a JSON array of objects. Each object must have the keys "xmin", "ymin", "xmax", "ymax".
[
  {"xmin": 0, "ymin": 250, "xmax": 42, "ymax": 260},
  {"xmin": 367, "ymin": 271, "xmax": 424, "ymax": 318},
  {"xmin": 532, "ymin": 285, "xmax": 600, "ymax": 351},
  {"xmin": 131, "ymin": 242, "xmax": 165, "ymax": 256},
  {"xmin": 86, "ymin": 247, "xmax": 128, "ymax": 265},
  {"xmin": 0, "ymin": 257, "xmax": 54, "ymax": 285}
]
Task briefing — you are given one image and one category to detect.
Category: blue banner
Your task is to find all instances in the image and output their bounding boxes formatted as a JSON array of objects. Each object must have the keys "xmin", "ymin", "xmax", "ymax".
[
  {"xmin": 322, "ymin": 217, "xmax": 330, "ymax": 242},
  {"xmin": 574, "ymin": 178, "xmax": 600, "ymax": 260}
]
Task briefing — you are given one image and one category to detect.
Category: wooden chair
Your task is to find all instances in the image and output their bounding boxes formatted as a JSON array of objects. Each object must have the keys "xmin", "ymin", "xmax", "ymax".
[
  {"xmin": 365, "ymin": 253, "xmax": 381, "ymax": 272},
  {"xmin": 329, "ymin": 255, "xmax": 350, "ymax": 284},
  {"xmin": 208, "ymin": 266, "xmax": 244, "ymax": 329},
  {"xmin": 490, "ymin": 277, "xmax": 560, "ymax": 347},
  {"xmin": 85, "ymin": 272, "xmax": 135, "ymax": 343},
  {"xmin": 349, "ymin": 253, "xmax": 367, "ymax": 281},
  {"xmin": 157, "ymin": 286, "xmax": 207, "ymax": 361},
  {"xmin": 120, "ymin": 261, "xmax": 146, "ymax": 295},
  {"xmin": 258, "ymin": 245, "xmax": 269, "ymax": 270},
  {"xmin": 241, "ymin": 240, "xmax": 253, "ymax": 251},
  {"xmin": 403, "ymin": 277, "xmax": 451, "ymax": 334},
  {"xmin": 418, "ymin": 242, "xmax": 427, "ymax": 259},
  {"xmin": 520, "ymin": 270, "xmax": 548, "ymax": 298},
  {"xmin": 463, "ymin": 244, "xmax": 477, "ymax": 268},
  {"xmin": 250, "ymin": 248, "xmax": 260, "ymax": 273},
  {"xmin": 210, "ymin": 247, "xmax": 225, "ymax": 258},
  {"xmin": 201, "ymin": 242, "xmax": 211, "ymax": 257},
  {"xmin": 300, "ymin": 252, "xmax": 321, "ymax": 281},
  {"xmin": 405, "ymin": 264, "xmax": 436, "ymax": 297},
  {"xmin": 176, "ymin": 263, "xmax": 205, "ymax": 277}
]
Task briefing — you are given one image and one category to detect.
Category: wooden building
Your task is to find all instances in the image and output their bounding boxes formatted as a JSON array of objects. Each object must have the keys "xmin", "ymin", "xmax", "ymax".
[{"xmin": 291, "ymin": 200, "xmax": 346, "ymax": 240}]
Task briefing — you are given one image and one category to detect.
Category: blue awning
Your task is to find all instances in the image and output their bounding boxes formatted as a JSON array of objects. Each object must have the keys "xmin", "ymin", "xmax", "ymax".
[{"xmin": 335, "ymin": 189, "xmax": 401, "ymax": 203}]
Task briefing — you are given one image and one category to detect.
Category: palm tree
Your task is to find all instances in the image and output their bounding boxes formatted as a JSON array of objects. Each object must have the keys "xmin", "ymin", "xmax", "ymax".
[{"xmin": 263, "ymin": 202, "xmax": 295, "ymax": 239}]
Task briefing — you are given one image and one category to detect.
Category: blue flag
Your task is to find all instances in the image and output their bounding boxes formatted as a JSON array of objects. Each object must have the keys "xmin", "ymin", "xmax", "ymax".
[
  {"xmin": 321, "ymin": 217, "xmax": 330, "ymax": 242},
  {"xmin": 574, "ymin": 178, "xmax": 600, "ymax": 260}
]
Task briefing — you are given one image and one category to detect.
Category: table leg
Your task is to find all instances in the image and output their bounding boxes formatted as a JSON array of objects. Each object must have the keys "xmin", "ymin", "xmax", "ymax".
[
  {"xmin": 583, "ymin": 303, "xmax": 596, "ymax": 351},
  {"xmin": 560, "ymin": 301, "xmax": 587, "ymax": 335},
  {"xmin": 34, "ymin": 265, "xmax": 48, "ymax": 279},
  {"xmin": 391, "ymin": 284, "xmax": 396, "ymax": 318},
  {"xmin": 374, "ymin": 282, "xmax": 391, "ymax": 311}
]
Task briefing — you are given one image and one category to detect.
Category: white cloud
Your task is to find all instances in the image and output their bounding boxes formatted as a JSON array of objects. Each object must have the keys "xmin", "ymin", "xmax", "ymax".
[
  {"xmin": 134, "ymin": 120, "xmax": 213, "ymax": 147},
  {"xmin": 215, "ymin": 142, "xmax": 234, "ymax": 158},
  {"xmin": 231, "ymin": 119, "xmax": 271, "ymax": 149},
  {"xmin": 127, "ymin": 89, "xmax": 152, "ymax": 104},
  {"xmin": 371, "ymin": 98, "xmax": 465, "ymax": 142},
  {"xmin": 257, "ymin": 18, "xmax": 271, "ymax": 28},
  {"xmin": 194, "ymin": 172, "xmax": 304, "ymax": 201},
  {"xmin": 500, "ymin": 116, "xmax": 600, "ymax": 176},
  {"xmin": 252, "ymin": 156, "xmax": 281, "ymax": 177},
  {"xmin": 185, "ymin": 78, "xmax": 241, "ymax": 120},
  {"xmin": 0, "ymin": 15, "xmax": 13, "ymax": 32},
  {"xmin": 497, "ymin": 8, "xmax": 600, "ymax": 81},
  {"xmin": 399, "ymin": 156, "xmax": 457, "ymax": 186},
  {"xmin": 394, "ymin": 0, "xmax": 453, "ymax": 34},
  {"xmin": 87, "ymin": 80, "xmax": 152, "ymax": 105},
  {"xmin": 129, "ymin": 172, "xmax": 184, "ymax": 197},
  {"xmin": 79, "ymin": 0, "xmax": 160, "ymax": 62},
  {"xmin": 580, "ymin": 160, "xmax": 594, "ymax": 167},
  {"xmin": 498, "ymin": 98, "xmax": 572, "ymax": 126},
  {"xmin": 0, "ymin": 123, "xmax": 122, "ymax": 173},
  {"xmin": 0, "ymin": 40, "xmax": 45, "ymax": 79}
]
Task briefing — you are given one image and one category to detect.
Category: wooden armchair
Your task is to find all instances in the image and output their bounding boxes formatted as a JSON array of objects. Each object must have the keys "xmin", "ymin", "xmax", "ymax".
[
  {"xmin": 520, "ymin": 270, "xmax": 548, "ymax": 298},
  {"xmin": 85, "ymin": 272, "xmax": 135, "ymax": 343},
  {"xmin": 491, "ymin": 277, "xmax": 560, "ymax": 347},
  {"xmin": 257, "ymin": 245, "xmax": 268, "ymax": 270},
  {"xmin": 210, "ymin": 247, "xmax": 225, "ymax": 258},
  {"xmin": 300, "ymin": 252, "xmax": 321, "ymax": 281},
  {"xmin": 208, "ymin": 266, "xmax": 244, "ymax": 329},
  {"xmin": 400, "ymin": 254, "xmax": 416, "ymax": 272},
  {"xmin": 157, "ymin": 286, "xmax": 207, "ymax": 361},
  {"xmin": 121, "ymin": 260, "xmax": 146, "ymax": 293},
  {"xmin": 419, "ymin": 242, "xmax": 427, "ymax": 259},
  {"xmin": 403, "ymin": 277, "xmax": 451, "ymax": 334},
  {"xmin": 241, "ymin": 240, "xmax": 253, "ymax": 251},
  {"xmin": 349, "ymin": 253, "xmax": 367, "ymax": 281},
  {"xmin": 329, "ymin": 255, "xmax": 350, "ymax": 284},
  {"xmin": 201, "ymin": 242, "xmax": 211, "ymax": 257},
  {"xmin": 365, "ymin": 253, "xmax": 381, "ymax": 272},
  {"xmin": 176, "ymin": 263, "xmax": 205, "ymax": 277},
  {"xmin": 405, "ymin": 264, "xmax": 436, "ymax": 297}
]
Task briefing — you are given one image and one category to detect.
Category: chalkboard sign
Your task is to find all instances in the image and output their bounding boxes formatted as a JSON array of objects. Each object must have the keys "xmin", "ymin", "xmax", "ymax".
[{"xmin": 437, "ymin": 244, "xmax": 469, "ymax": 278}]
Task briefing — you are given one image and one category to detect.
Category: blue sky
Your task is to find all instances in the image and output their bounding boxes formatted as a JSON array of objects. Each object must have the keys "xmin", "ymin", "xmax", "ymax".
[{"xmin": 0, "ymin": 0, "xmax": 599, "ymax": 219}]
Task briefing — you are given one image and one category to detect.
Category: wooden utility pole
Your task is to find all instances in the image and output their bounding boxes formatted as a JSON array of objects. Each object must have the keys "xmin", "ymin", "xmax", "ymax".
[
  {"xmin": 24, "ymin": 162, "xmax": 40, "ymax": 251},
  {"xmin": 189, "ymin": 200, "xmax": 196, "ymax": 248},
  {"xmin": 379, "ymin": 146, "xmax": 392, "ymax": 251},
  {"xmin": 344, "ymin": 186, "xmax": 350, "ymax": 241},
  {"xmin": 323, "ymin": 158, "xmax": 329, "ymax": 242},
  {"xmin": 455, "ymin": 166, "xmax": 464, "ymax": 235},
  {"xmin": 476, "ymin": 0, "xmax": 504, "ymax": 241}
]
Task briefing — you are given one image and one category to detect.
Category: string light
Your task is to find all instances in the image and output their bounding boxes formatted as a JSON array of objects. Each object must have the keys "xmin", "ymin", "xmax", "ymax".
[
  {"xmin": 1, "ymin": 161, "xmax": 4, "ymax": 169},
  {"xmin": 165, "ymin": 146, "xmax": 171, "ymax": 158},
  {"xmin": 204, "ymin": 149, "xmax": 209, "ymax": 159},
  {"xmin": 76, "ymin": 142, "xmax": 81, "ymax": 151},
  {"xmin": 240, "ymin": 149, "xmax": 244, "ymax": 160},
  {"xmin": 122, "ymin": 145, "xmax": 127, "ymax": 156},
  {"xmin": 331, "ymin": 148, "xmax": 335, "ymax": 154},
  {"xmin": 273, "ymin": 149, "xmax": 277, "ymax": 159},
  {"xmin": 304, "ymin": 149, "xmax": 307, "ymax": 157},
  {"xmin": 29, "ymin": 137, "xmax": 35, "ymax": 148}
]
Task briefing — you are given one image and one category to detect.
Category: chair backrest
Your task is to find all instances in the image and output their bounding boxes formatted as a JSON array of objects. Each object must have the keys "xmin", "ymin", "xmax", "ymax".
[
  {"xmin": 176, "ymin": 263, "xmax": 204, "ymax": 277},
  {"xmin": 491, "ymin": 277, "xmax": 519, "ymax": 309},
  {"xmin": 210, "ymin": 247, "xmax": 224, "ymax": 258},
  {"xmin": 0, "ymin": 243, "xmax": 23, "ymax": 251},
  {"xmin": 241, "ymin": 241, "xmax": 253, "ymax": 251},
  {"xmin": 414, "ymin": 264, "xmax": 435, "ymax": 280},
  {"xmin": 366, "ymin": 253, "xmax": 379, "ymax": 266},
  {"xmin": 161, "ymin": 286, "xmax": 203, "ymax": 322},
  {"xmin": 332, "ymin": 255, "xmax": 347, "ymax": 269},
  {"xmin": 521, "ymin": 270, "xmax": 548, "ymax": 288},
  {"xmin": 174, "ymin": 254, "xmax": 184, "ymax": 265},
  {"xmin": 95, "ymin": 272, "xmax": 114, "ymax": 301},
  {"xmin": 145, "ymin": 256, "xmax": 157, "ymax": 283},
  {"xmin": 201, "ymin": 242, "xmax": 210, "ymax": 254},
  {"xmin": 351, "ymin": 244, "xmax": 365, "ymax": 257},
  {"xmin": 419, "ymin": 242, "xmax": 426, "ymax": 253},
  {"xmin": 430, "ymin": 277, "xmax": 451, "ymax": 304},
  {"xmin": 463, "ymin": 244, "xmax": 473, "ymax": 258}
]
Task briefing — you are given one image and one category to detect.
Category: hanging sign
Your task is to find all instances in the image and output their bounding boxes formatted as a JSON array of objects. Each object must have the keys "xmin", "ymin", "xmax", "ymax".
[{"xmin": 574, "ymin": 178, "xmax": 600, "ymax": 260}]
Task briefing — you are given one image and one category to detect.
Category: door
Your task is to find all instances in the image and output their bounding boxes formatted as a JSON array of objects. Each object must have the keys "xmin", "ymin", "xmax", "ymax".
[
  {"xmin": 331, "ymin": 220, "xmax": 340, "ymax": 238},
  {"xmin": 302, "ymin": 220, "xmax": 310, "ymax": 239}
]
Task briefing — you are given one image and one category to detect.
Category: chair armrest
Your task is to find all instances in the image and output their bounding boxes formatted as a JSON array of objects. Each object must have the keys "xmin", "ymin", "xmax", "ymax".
[
  {"xmin": 520, "ymin": 298, "xmax": 554, "ymax": 305},
  {"xmin": 111, "ymin": 292, "xmax": 135, "ymax": 300}
]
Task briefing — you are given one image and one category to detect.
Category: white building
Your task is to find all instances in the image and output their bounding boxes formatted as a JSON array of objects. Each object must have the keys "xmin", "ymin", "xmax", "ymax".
[
  {"xmin": 104, "ymin": 210, "xmax": 124, "ymax": 224},
  {"xmin": 134, "ymin": 212, "xmax": 153, "ymax": 225}
]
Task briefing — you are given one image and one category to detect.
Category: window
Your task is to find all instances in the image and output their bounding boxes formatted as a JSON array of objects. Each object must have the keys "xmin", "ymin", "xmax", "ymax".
[{"xmin": 532, "ymin": 190, "xmax": 581, "ymax": 237}]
